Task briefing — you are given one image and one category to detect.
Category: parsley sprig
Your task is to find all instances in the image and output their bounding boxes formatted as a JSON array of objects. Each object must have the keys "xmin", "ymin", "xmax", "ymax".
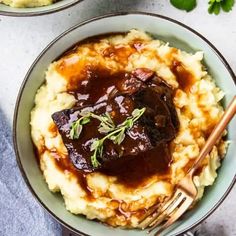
[
  {"xmin": 170, "ymin": 0, "xmax": 234, "ymax": 14},
  {"xmin": 208, "ymin": 0, "xmax": 235, "ymax": 14},
  {"xmin": 69, "ymin": 108, "xmax": 146, "ymax": 168},
  {"xmin": 170, "ymin": 0, "xmax": 197, "ymax": 12}
]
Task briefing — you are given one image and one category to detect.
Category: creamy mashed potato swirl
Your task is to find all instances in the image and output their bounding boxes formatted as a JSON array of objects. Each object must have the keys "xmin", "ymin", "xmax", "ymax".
[
  {"xmin": 0, "ymin": 0, "xmax": 53, "ymax": 8},
  {"xmin": 30, "ymin": 30, "xmax": 227, "ymax": 228}
]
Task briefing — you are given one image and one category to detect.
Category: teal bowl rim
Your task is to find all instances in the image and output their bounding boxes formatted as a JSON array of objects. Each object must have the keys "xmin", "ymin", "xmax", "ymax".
[
  {"xmin": 13, "ymin": 12, "xmax": 236, "ymax": 236},
  {"xmin": 0, "ymin": 0, "xmax": 82, "ymax": 17}
]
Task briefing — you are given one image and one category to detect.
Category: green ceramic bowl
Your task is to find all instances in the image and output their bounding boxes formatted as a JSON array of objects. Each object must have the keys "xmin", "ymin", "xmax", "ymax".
[
  {"xmin": 0, "ymin": 0, "xmax": 82, "ymax": 16},
  {"xmin": 13, "ymin": 12, "xmax": 236, "ymax": 236}
]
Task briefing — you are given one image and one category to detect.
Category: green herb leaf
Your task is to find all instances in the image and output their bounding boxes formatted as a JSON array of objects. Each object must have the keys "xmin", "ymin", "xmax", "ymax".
[
  {"xmin": 80, "ymin": 117, "xmax": 91, "ymax": 125},
  {"xmin": 108, "ymin": 127, "xmax": 126, "ymax": 145},
  {"xmin": 125, "ymin": 119, "xmax": 134, "ymax": 129},
  {"xmin": 115, "ymin": 128, "xmax": 126, "ymax": 145},
  {"xmin": 221, "ymin": 0, "xmax": 235, "ymax": 11},
  {"xmin": 90, "ymin": 139, "xmax": 101, "ymax": 151},
  {"xmin": 90, "ymin": 139, "xmax": 102, "ymax": 168},
  {"xmin": 79, "ymin": 110, "xmax": 91, "ymax": 117},
  {"xmin": 208, "ymin": 0, "xmax": 235, "ymax": 14},
  {"xmin": 92, "ymin": 113, "xmax": 115, "ymax": 128},
  {"xmin": 98, "ymin": 124, "xmax": 114, "ymax": 133},
  {"xmin": 170, "ymin": 0, "xmax": 197, "ymax": 12},
  {"xmin": 91, "ymin": 148, "xmax": 101, "ymax": 168},
  {"xmin": 91, "ymin": 112, "xmax": 115, "ymax": 134},
  {"xmin": 208, "ymin": 1, "xmax": 221, "ymax": 14},
  {"xmin": 69, "ymin": 116, "xmax": 91, "ymax": 139},
  {"xmin": 131, "ymin": 108, "xmax": 146, "ymax": 122}
]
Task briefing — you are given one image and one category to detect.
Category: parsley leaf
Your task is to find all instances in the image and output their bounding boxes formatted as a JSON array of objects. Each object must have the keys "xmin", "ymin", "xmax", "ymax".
[
  {"xmin": 208, "ymin": 1, "xmax": 221, "ymax": 14},
  {"xmin": 170, "ymin": 0, "xmax": 197, "ymax": 12},
  {"xmin": 208, "ymin": 0, "xmax": 235, "ymax": 14},
  {"xmin": 221, "ymin": 0, "xmax": 235, "ymax": 12}
]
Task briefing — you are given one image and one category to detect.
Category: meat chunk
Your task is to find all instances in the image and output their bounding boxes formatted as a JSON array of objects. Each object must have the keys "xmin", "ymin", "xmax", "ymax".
[
  {"xmin": 52, "ymin": 68, "xmax": 179, "ymax": 172},
  {"xmin": 134, "ymin": 87, "xmax": 178, "ymax": 145},
  {"xmin": 52, "ymin": 96, "xmax": 153, "ymax": 172}
]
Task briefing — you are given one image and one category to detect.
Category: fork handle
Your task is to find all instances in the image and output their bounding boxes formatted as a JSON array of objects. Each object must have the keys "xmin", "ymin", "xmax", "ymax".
[{"xmin": 189, "ymin": 96, "xmax": 236, "ymax": 176}]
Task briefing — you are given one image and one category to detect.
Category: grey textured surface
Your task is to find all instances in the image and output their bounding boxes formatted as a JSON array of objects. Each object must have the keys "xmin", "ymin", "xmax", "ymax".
[
  {"xmin": 0, "ymin": 109, "xmax": 61, "ymax": 236},
  {"xmin": 0, "ymin": 1, "xmax": 235, "ymax": 236}
]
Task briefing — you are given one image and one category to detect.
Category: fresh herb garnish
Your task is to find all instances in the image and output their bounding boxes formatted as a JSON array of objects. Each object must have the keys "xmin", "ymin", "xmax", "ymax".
[
  {"xmin": 91, "ymin": 112, "xmax": 116, "ymax": 134},
  {"xmin": 89, "ymin": 108, "xmax": 146, "ymax": 168},
  {"xmin": 69, "ymin": 107, "xmax": 146, "ymax": 168},
  {"xmin": 208, "ymin": 0, "xmax": 235, "ymax": 14},
  {"xmin": 170, "ymin": 0, "xmax": 197, "ymax": 12},
  {"xmin": 69, "ymin": 111, "xmax": 115, "ymax": 140},
  {"xmin": 170, "ymin": 0, "xmax": 235, "ymax": 14},
  {"xmin": 69, "ymin": 116, "xmax": 91, "ymax": 139}
]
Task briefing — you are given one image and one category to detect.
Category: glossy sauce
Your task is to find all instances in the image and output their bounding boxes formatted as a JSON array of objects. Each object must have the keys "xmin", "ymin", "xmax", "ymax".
[
  {"xmin": 114, "ymin": 200, "xmax": 147, "ymax": 220},
  {"xmin": 52, "ymin": 35, "xmax": 183, "ymax": 187},
  {"xmin": 53, "ymin": 66, "xmax": 175, "ymax": 185},
  {"xmin": 171, "ymin": 60, "xmax": 195, "ymax": 92},
  {"xmin": 51, "ymin": 150, "xmax": 94, "ymax": 199},
  {"xmin": 102, "ymin": 143, "xmax": 171, "ymax": 188}
]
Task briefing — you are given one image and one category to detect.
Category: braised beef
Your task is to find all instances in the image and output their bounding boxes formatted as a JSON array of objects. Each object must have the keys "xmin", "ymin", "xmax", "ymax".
[{"xmin": 52, "ymin": 68, "xmax": 179, "ymax": 172}]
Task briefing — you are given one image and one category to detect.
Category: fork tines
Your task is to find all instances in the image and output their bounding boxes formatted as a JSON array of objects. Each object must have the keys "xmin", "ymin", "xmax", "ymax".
[{"xmin": 139, "ymin": 189, "xmax": 194, "ymax": 235}]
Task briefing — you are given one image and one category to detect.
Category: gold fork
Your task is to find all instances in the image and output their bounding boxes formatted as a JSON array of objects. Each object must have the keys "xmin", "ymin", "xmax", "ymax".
[{"xmin": 139, "ymin": 96, "xmax": 236, "ymax": 236}]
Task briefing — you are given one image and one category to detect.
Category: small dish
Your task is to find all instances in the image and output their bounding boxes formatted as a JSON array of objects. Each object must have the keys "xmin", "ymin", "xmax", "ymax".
[{"xmin": 0, "ymin": 0, "xmax": 82, "ymax": 16}]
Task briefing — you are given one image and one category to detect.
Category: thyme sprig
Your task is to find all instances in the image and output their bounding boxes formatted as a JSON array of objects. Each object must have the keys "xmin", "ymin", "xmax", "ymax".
[
  {"xmin": 69, "ymin": 108, "xmax": 146, "ymax": 168},
  {"xmin": 90, "ymin": 108, "xmax": 146, "ymax": 168}
]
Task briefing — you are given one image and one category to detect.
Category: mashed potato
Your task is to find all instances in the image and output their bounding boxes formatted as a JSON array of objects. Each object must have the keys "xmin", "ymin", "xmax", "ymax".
[
  {"xmin": 1, "ymin": 0, "xmax": 53, "ymax": 8},
  {"xmin": 30, "ymin": 30, "xmax": 227, "ymax": 227}
]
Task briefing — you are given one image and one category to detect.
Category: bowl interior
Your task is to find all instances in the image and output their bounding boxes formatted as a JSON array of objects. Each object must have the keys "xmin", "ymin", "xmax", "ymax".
[
  {"xmin": 14, "ymin": 13, "xmax": 236, "ymax": 236},
  {"xmin": 0, "ymin": 0, "xmax": 80, "ymax": 16}
]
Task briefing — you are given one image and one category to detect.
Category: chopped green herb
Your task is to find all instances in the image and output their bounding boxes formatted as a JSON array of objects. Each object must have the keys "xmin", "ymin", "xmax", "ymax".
[{"xmin": 69, "ymin": 111, "xmax": 115, "ymax": 140}]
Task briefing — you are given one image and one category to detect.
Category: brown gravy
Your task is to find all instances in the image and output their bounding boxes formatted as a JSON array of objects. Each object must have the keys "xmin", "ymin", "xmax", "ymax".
[
  {"xmin": 171, "ymin": 60, "xmax": 195, "ymax": 92},
  {"xmin": 43, "ymin": 34, "xmax": 197, "ymax": 205},
  {"xmin": 32, "ymin": 32, "xmax": 227, "ymax": 224},
  {"xmin": 52, "ymin": 66, "xmax": 174, "ymax": 188},
  {"xmin": 101, "ymin": 143, "xmax": 172, "ymax": 188},
  {"xmin": 51, "ymin": 150, "xmax": 94, "ymax": 199}
]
